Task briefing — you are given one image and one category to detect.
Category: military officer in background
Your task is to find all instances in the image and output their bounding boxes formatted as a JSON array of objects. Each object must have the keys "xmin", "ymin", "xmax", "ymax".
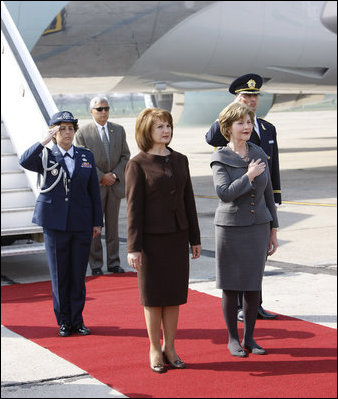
[
  {"xmin": 19, "ymin": 111, "xmax": 103, "ymax": 337},
  {"xmin": 205, "ymin": 73, "xmax": 281, "ymax": 321}
]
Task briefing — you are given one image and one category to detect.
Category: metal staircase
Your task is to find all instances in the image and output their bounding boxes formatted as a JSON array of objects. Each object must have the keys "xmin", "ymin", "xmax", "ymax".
[
  {"xmin": 1, "ymin": 119, "xmax": 45, "ymax": 256},
  {"xmin": 1, "ymin": 2, "xmax": 58, "ymax": 257}
]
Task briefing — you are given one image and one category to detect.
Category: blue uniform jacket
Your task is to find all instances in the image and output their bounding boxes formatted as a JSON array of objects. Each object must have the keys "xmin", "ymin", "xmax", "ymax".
[
  {"xmin": 205, "ymin": 118, "xmax": 282, "ymax": 204},
  {"xmin": 19, "ymin": 142, "xmax": 103, "ymax": 231}
]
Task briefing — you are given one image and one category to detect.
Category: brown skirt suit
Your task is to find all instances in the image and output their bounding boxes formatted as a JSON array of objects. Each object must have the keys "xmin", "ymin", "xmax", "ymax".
[{"xmin": 125, "ymin": 149, "xmax": 200, "ymax": 306}]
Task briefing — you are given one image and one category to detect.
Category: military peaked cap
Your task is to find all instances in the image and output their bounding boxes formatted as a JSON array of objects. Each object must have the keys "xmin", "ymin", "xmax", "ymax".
[{"xmin": 229, "ymin": 73, "xmax": 263, "ymax": 95}]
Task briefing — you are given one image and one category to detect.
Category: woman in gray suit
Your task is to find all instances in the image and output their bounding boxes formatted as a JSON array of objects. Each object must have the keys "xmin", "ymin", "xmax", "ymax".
[{"xmin": 210, "ymin": 102, "xmax": 278, "ymax": 357}]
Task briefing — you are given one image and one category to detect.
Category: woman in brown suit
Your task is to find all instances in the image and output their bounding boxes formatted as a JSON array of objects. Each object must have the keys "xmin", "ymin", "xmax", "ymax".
[{"xmin": 125, "ymin": 108, "xmax": 201, "ymax": 373}]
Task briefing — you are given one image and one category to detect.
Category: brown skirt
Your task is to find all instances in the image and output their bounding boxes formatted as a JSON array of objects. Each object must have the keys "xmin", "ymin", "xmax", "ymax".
[{"xmin": 138, "ymin": 230, "xmax": 190, "ymax": 306}]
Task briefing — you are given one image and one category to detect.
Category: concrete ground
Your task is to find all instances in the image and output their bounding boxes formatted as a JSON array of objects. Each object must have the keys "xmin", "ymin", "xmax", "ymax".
[{"xmin": 1, "ymin": 110, "xmax": 337, "ymax": 398}]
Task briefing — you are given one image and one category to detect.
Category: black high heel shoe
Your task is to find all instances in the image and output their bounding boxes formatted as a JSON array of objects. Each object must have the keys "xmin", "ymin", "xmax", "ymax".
[
  {"xmin": 227, "ymin": 344, "xmax": 248, "ymax": 358},
  {"xmin": 242, "ymin": 341, "xmax": 266, "ymax": 355},
  {"xmin": 163, "ymin": 351, "xmax": 186, "ymax": 369}
]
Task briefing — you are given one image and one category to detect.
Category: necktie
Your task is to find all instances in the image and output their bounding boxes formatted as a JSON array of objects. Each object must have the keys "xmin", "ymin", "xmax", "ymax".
[
  {"xmin": 63, "ymin": 152, "xmax": 74, "ymax": 177},
  {"xmin": 250, "ymin": 129, "xmax": 261, "ymax": 145},
  {"xmin": 101, "ymin": 126, "xmax": 110, "ymax": 160}
]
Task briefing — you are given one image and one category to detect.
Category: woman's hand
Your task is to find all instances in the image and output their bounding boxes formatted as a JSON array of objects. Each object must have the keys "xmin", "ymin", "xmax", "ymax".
[
  {"xmin": 128, "ymin": 252, "xmax": 142, "ymax": 271},
  {"xmin": 267, "ymin": 228, "xmax": 278, "ymax": 256},
  {"xmin": 191, "ymin": 244, "xmax": 201, "ymax": 259},
  {"xmin": 40, "ymin": 126, "xmax": 59, "ymax": 146},
  {"xmin": 246, "ymin": 158, "xmax": 266, "ymax": 182}
]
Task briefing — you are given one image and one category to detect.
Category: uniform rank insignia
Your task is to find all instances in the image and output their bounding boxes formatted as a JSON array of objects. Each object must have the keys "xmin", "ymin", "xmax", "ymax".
[
  {"xmin": 247, "ymin": 79, "xmax": 256, "ymax": 88},
  {"xmin": 81, "ymin": 162, "xmax": 92, "ymax": 168}
]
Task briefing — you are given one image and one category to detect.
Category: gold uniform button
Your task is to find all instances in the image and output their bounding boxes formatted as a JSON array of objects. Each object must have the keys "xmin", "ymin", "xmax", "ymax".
[
  {"xmin": 250, "ymin": 210, "xmax": 255, "ymax": 214},
  {"xmin": 250, "ymin": 202, "xmax": 255, "ymax": 206},
  {"xmin": 65, "ymin": 198, "xmax": 68, "ymax": 202}
]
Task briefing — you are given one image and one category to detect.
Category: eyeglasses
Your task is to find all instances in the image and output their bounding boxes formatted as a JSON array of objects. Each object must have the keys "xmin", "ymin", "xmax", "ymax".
[{"xmin": 93, "ymin": 107, "xmax": 110, "ymax": 112}]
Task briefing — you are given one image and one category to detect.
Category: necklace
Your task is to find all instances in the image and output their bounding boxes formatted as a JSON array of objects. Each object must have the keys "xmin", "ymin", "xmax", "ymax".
[{"xmin": 228, "ymin": 143, "xmax": 249, "ymax": 160}]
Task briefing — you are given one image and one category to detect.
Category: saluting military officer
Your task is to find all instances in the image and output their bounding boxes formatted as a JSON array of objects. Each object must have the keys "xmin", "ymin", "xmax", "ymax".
[
  {"xmin": 205, "ymin": 73, "xmax": 281, "ymax": 321},
  {"xmin": 19, "ymin": 111, "xmax": 103, "ymax": 337}
]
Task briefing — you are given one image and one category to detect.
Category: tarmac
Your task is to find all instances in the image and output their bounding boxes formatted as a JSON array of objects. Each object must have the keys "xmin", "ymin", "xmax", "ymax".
[{"xmin": 1, "ymin": 109, "xmax": 337, "ymax": 398}]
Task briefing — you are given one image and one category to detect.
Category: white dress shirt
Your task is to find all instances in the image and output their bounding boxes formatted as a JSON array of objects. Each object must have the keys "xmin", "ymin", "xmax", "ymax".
[
  {"xmin": 254, "ymin": 116, "xmax": 260, "ymax": 138},
  {"xmin": 95, "ymin": 121, "xmax": 109, "ymax": 143},
  {"xmin": 59, "ymin": 145, "xmax": 75, "ymax": 177}
]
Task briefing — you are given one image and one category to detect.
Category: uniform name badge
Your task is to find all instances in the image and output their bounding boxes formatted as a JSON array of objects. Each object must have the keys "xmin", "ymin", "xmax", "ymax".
[{"xmin": 51, "ymin": 169, "xmax": 58, "ymax": 176}]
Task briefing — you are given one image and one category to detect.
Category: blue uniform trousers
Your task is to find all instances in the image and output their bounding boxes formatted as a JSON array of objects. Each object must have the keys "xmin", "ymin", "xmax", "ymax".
[{"xmin": 43, "ymin": 228, "xmax": 92, "ymax": 326}]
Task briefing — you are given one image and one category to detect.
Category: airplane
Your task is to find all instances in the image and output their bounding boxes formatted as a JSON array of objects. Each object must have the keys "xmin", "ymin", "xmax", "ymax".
[{"xmin": 4, "ymin": 0, "xmax": 337, "ymax": 120}]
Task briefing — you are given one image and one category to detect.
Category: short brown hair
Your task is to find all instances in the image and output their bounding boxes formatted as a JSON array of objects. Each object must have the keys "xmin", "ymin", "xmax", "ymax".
[
  {"xmin": 218, "ymin": 102, "xmax": 255, "ymax": 141},
  {"xmin": 135, "ymin": 108, "xmax": 173, "ymax": 152},
  {"xmin": 50, "ymin": 122, "xmax": 79, "ymax": 144}
]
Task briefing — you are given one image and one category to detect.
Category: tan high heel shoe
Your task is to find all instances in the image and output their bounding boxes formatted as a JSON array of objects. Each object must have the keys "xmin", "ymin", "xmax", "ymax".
[
  {"xmin": 162, "ymin": 351, "xmax": 186, "ymax": 369},
  {"xmin": 150, "ymin": 354, "xmax": 167, "ymax": 373}
]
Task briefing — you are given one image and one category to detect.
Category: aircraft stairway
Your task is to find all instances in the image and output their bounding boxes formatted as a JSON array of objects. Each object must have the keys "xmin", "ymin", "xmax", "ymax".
[
  {"xmin": 1, "ymin": 1, "xmax": 58, "ymax": 257},
  {"xmin": 1, "ymin": 119, "xmax": 45, "ymax": 256}
]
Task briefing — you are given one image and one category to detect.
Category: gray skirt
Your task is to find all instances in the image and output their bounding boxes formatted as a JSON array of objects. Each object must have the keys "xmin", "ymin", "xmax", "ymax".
[{"xmin": 215, "ymin": 223, "xmax": 270, "ymax": 291}]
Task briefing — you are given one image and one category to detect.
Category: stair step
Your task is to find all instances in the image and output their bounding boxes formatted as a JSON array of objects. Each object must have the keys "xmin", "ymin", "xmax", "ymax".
[
  {"xmin": 1, "ymin": 225, "xmax": 42, "ymax": 236},
  {"xmin": 1, "ymin": 207, "xmax": 35, "ymax": 229},
  {"xmin": 1, "ymin": 242, "xmax": 45, "ymax": 257},
  {"xmin": 1, "ymin": 171, "xmax": 29, "ymax": 189},
  {"xmin": 1, "ymin": 154, "xmax": 22, "ymax": 170},
  {"xmin": 2, "ymin": 188, "xmax": 35, "ymax": 208},
  {"xmin": 1, "ymin": 137, "xmax": 13, "ymax": 153}
]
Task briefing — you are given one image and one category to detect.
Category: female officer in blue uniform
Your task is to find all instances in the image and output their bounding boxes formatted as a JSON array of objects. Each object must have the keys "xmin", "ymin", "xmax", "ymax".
[{"xmin": 19, "ymin": 111, "xmax": 103, "ymax": 337}]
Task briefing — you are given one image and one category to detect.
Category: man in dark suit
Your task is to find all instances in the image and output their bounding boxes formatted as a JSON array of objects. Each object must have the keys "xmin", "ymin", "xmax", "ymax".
[
  {"xmin": 75, "ymin": 97, "xmax": 130, "ymax": 276},
  {"xmin": 19, "ymin": 111, "xmax": 103, "ymax": 337},
  {"xmin": 205, "ymin": 73, "xmax": 281, "ymax": 321}
]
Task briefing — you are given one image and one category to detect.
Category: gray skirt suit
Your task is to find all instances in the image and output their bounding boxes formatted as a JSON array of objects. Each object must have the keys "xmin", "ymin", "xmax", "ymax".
[{"xmin": 211, "ymin": 142, "xmax": 278, "ymax": 291}]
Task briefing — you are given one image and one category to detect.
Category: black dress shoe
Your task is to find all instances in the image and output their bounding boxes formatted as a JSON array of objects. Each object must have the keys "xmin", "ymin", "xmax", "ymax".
[
  {"xmin": 73, "ymin": 324, "xmax": 91, "ymax": 335},
  {"xmin": 227, "ymin": 344, "xmax": 248, "ymax": 358},
  {"xmin": 257, "ymin": 306, "xmax": 278, "ymax": 319},
  {"xmin": 58, "ymin": 323, "xmax": 71, "ymax": 337},
  {"xmin": 237, "ymin": 309, "xmax": 244, "ymax": 322},
  {"xmin": 92, "ymin": 268, "xmax": 103, "ymax": 276},
  {"xmin": 108, "ymin": 266, "xmax": 125, "ymax": 273}
]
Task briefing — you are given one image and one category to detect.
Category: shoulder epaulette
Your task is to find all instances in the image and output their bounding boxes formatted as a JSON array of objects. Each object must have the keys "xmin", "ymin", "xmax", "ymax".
[{"xmin": 258, "ymin": 117, "xmax": 274, "ymax": 127}]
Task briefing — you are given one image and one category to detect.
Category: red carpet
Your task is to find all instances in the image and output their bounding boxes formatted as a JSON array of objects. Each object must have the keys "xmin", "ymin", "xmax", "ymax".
[{"xmin": 1, "ymin": 273, "xmax": 337, "ymax": 398}]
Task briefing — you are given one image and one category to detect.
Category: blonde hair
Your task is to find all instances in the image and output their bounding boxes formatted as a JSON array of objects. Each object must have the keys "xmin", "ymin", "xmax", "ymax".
[
  {"xmin": 218, "ymin": 102, "xmax": 255, "ymax": 141},
  {"xmin": 135, "ymin": 108, "xmax": 173, "ymax": 152}
]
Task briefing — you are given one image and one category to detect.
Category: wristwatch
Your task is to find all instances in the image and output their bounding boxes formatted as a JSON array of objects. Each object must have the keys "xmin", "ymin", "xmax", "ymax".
[{"xmin": 113, "ymin": 173, "xmax": 119, "ymax": 182}]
